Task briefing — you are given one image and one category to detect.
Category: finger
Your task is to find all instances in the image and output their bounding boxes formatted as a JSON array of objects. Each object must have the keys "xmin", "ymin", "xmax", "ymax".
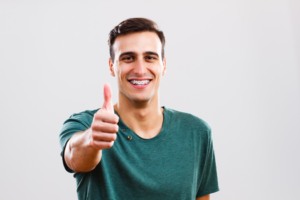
[
  {"xmin": 94, "ymin": 110, "xmax": 119, "ymax": 124},
  {"xmin": 92, "ymin": 132, "xmax": 117, "ymax": 142},
  {"xmin": 91, "ymin": 121, "xmax": 119, "ymax": 133},
  {"xmin": 102, "ymin": 83, "xmax": 114, "ymax": 112},
  {"xmin": 91, "ymin": 140, "xmax": 114, "ymax": 150}
]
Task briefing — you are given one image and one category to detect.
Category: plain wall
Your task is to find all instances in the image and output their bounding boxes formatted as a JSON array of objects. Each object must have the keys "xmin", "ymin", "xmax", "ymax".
[{"xmin": 0, "ymin": 0, "xmax": 299, "ymax": 199}]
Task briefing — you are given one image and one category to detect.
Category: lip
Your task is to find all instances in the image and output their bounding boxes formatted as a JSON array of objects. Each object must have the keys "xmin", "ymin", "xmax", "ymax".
[
  {"xmin": 128, "ymin": 79, "xmax": 152, "ymax": 89},
  {"xmin": 127, "ymin": 78, "xmax": 152, "ymax": 81}
]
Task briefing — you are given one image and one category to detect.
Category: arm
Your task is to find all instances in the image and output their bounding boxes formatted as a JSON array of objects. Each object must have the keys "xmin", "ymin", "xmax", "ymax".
[
  {"xmin": 64, "ymin": 83, "xmax": 119, "ymax": 172},
  {"xmin": 196, "ymin": 194, "xmax": 210, "ymax": 200},
  {"xmin": 64, "ymin": 129, "xmax": 102, "ymax": 172}
]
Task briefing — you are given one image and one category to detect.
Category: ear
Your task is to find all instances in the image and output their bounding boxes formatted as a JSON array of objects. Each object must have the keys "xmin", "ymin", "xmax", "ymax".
[
  {"xmin": 162, "ymin": 57, "xmax": 167, "ymax": 76},
  {"xmin": 109, "ymin": 58, "xmax": 115, "ymax": 77}
]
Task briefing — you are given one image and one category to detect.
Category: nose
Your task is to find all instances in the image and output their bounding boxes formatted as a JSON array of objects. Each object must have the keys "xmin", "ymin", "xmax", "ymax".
[{"xmin": 133, "ymin": 58, "xmax": 146, "ymax": 76}]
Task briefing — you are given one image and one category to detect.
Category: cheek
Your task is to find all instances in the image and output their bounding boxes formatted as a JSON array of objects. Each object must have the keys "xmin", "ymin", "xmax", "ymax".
[
  {"xmin": 117, "ymin": 71, "xmax": 123, "ymax": 84},
  {"xmin": 152, "ymin": 66, "xmax": 163, "ymax": 77},
  {"xmin": 116, "ymin": 66, "xmax": 129, "ymax": 83},
  {"xmin": 113, "ymin": 67, "xmax": 122, "ymax": 83}
]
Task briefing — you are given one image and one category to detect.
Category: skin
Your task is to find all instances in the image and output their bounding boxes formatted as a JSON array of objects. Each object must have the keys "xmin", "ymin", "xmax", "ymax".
[
  {"xmin": 109, "ymin": 32, "xmax": 166, "ymax": 139},
  {"xmin": 196, "ymin": 195, "xmax": 210, "ymax": 200},
  {"xmin": 64, "ymin": 31, "xmax": 210, "ymax": 199}
]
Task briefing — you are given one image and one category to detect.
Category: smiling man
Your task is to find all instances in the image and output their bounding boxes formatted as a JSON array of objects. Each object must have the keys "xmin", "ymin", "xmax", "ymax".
[{"xmin": 59, "ymin": 18, "xmax": 219, "ymax": 200}]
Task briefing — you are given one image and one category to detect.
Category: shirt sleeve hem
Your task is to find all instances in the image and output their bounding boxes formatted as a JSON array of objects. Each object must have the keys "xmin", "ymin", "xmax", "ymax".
[{"xmin": 61, "ymin": 138, "xmax": 75, "ymax": 173}]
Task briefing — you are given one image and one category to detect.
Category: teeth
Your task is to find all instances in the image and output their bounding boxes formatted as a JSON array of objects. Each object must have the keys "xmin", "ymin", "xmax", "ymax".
[{"xmin": 130, "ymin": 80, "xmax": 150, "ymax": 85}]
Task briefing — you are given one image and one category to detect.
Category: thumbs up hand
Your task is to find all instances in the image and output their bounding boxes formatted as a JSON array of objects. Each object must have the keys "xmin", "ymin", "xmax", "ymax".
[{"xmin": 89, "ymin": 83, "xmax": 119, "ymax": 150}]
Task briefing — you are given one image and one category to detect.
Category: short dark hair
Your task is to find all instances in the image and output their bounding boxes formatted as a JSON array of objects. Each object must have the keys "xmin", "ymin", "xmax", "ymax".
[{"xmin": 108, "ymin": 18, "xmax": 165, "ymax": 62}]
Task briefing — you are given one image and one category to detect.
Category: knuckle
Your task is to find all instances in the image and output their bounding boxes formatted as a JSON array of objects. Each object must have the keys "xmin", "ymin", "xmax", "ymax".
[
  {"xmin": 91, "ymin": 132, "xmax": 96, "ymax": 140},
  {"xmin": 93, "ymin": 121, "xmax": 104, "ymax": 130},
  {"xmin": 95, "ymin": 110, "xmax": 105, "ymax": 120},
  {"xmin": 114, "ymin": 115, "xmax": 119, "ymax": 123},
  {"xmin": 114, "ymin": 125, "xmax": 119, "ymax": 133},
  {"xmin": 91, "ymin": 132, "xmax": 100, "ymax": 141},
  {"xmin": 112, "ymin": 133, "xmax": 117, "ymax": 141},
  {"xmin": 91, "ymin": 140, "xmax": 98, "ymax": 148},
  {"xmin": 107, "ymin": 141, "xmax": 114, "ymax": 148},
  {"xmin": 91, "ymin": 132, "xmax": 99, "ymax": 140},
  {"xmin": 91, "ymin": 124, "xmax": 97, "ymax": 131},
  {"xmin": 94, "ymin": 112, "xmax": 102, "ymax": 119}
]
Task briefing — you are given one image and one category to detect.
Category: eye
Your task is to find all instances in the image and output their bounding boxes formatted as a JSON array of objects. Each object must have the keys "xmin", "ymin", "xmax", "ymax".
[
  {"xmin": 146, "ymin": 56, "xmax": 155, "ymax": 60},
  {"xmin": 122, "ymin": 56, "xmax": 133, "ymax": 61}
]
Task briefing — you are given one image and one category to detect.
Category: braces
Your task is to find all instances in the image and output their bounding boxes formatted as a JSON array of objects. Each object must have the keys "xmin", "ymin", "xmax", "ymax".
[{"xmin": 130, "ymin": 80, "xmax": 150, "ymax": 85}]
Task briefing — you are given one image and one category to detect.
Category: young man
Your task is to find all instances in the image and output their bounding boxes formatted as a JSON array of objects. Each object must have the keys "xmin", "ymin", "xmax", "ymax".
[{"xmin": 59, "ymin": 18, "xmax": 219, "ymax": 200}]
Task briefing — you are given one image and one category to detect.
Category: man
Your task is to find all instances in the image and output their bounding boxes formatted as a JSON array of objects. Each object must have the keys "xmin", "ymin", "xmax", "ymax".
[{"xmin": 59, "ymin": 18, "xmax": 219, "ymax": 200}]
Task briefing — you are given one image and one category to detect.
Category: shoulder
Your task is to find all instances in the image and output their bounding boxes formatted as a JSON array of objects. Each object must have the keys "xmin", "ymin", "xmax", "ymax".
[
  {"xmin": 62, "ymin": 108, "xmax": 100, "ymax": 129},
  {"xmin": 68, "ymin": 108, "xmax": 99, "ymax": 119},
  {"xmin": 165, "ymin": 107, "xmax": 211, "ymax": 135},
  {"xmin": 59, "ymin": 108, "xmax": 100, "ymax": 149}
]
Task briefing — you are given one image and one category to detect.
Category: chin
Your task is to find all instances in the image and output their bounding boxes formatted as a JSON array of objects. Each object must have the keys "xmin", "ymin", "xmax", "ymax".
[
  {"xmin": 119, "ymin": 88, "xmax": 157, "ymax": 104},
  {"xmin": 129, "ymin": 95, "xmax": 151, "ymax": 103}
]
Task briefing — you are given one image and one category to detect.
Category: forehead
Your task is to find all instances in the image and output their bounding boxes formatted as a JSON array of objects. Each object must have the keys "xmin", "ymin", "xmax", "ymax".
[{"xmin": 113, "ymin": 32, "xmax": 162, "ymax": 57}]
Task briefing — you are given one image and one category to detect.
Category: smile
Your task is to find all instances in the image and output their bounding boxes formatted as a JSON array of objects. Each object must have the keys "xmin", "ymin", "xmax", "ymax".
[
  {"xmin": 128, "ymin": 79, "xmax": 152, "ymax": 89},
  {"xmin": 130, "ymin": 80, "xmax": 150, "ymax": 86}
]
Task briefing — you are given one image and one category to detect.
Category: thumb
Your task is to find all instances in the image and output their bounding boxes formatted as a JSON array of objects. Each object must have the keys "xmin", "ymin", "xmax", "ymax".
[{"xmin": 102, "ymin": 83, "xmax": 114, "ymax": 112}]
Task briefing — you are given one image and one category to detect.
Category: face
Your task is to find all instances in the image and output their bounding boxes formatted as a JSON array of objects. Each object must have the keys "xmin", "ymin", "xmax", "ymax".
[{"xmin": 109, "ymin": 31, "xmax": 166, "ymax": 104}]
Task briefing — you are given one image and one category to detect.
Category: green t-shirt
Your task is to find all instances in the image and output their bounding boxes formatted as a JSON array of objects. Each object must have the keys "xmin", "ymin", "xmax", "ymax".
[{"xmin": 59, "ymin": 107, "xmax": 219, "ymax": 200}]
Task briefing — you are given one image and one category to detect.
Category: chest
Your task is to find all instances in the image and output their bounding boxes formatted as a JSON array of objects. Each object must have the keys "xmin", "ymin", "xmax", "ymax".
[{"xmin": 99, "ymin": 133, "xmax": 201, "ymax": 197}]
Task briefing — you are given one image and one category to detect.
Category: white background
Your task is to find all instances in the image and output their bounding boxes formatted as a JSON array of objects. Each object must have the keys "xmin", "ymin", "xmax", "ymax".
[{"xmin": 0, "ymin": 0, "xmax": 299, "ymax": 199}]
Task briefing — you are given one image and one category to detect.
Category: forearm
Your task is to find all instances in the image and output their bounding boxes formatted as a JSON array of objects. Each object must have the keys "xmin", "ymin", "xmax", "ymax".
[
  {"xmin": 64, "ymin": 128, "xmax": 102, "ymax": 172},
  {"xmin": 196, "ymin": 194, "xmax": 210, "ymax": 200}
]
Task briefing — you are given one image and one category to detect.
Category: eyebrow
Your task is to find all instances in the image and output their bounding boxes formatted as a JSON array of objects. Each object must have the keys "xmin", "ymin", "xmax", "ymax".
[
  {"xmin": 119, "ymin": 51, "xmax": 159, "ymax": 58},
  {"xmin": 119, "ymin": 51, "xmax": 135, "ymax": 58},
  {"xmin": 144, "ymin": 51, "xmax": 159, "ymax": 57}
]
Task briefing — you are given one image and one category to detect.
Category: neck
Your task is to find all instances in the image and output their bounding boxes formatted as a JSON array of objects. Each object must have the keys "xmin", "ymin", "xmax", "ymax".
[{"xmin": 114, "ymin": 92, "xmax": 164, "ymax": 139}]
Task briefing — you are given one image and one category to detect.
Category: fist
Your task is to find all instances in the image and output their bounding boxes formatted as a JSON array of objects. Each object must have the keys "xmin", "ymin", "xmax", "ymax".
[{"xmin": 89, "ymin": 83, "xmax": 119, "ymax": 150}]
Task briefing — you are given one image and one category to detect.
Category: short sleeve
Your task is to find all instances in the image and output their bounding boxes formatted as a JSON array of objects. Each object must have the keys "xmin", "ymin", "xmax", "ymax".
[
  {"xmin": 59, "ymin": 110, "xmax": 97, "ymax": 173},
  {"xmin": 196, "ymin": 130, "xmax": 219, "ymax": 197}
]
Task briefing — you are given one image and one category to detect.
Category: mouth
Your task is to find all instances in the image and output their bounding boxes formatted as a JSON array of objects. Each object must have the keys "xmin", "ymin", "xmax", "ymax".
[{"xmin": 128, "ymin": 79, "xmax": 152, "ymax": 88}]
